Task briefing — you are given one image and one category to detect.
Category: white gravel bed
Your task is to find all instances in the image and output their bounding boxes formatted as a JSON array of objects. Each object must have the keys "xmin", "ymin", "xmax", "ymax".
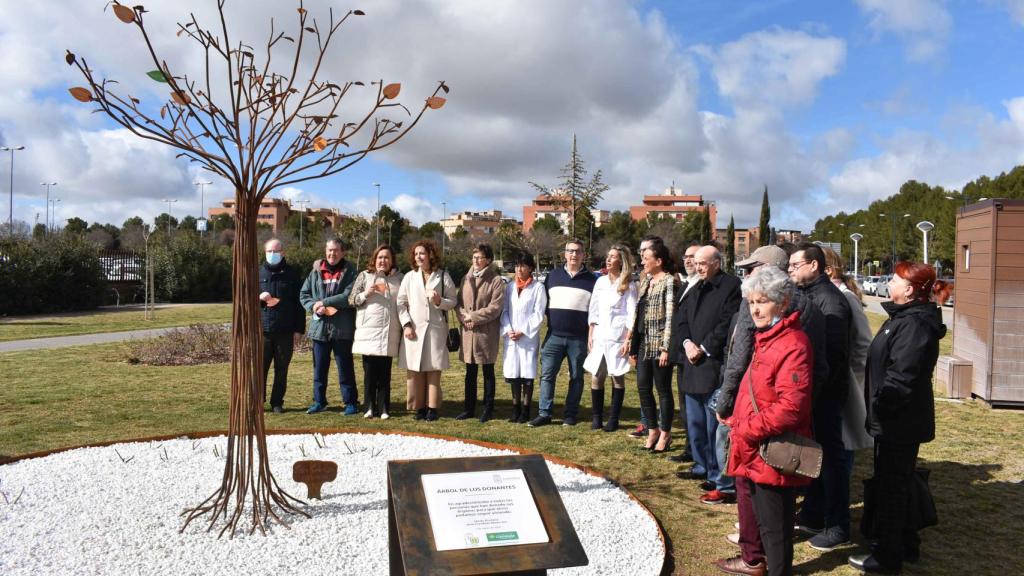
[{"xmin": 0, "ymin": 434, "xmax": 664, "ymax": 575}]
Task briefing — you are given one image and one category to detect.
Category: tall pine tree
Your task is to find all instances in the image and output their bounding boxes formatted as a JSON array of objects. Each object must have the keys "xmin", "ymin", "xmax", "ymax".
[
  {"xmin": 529, "ymin": 134, "xmax": 608, "ymax": 238},
  {"xmin": 758, "ymin": 185, "xmax": 772, "ymax": 247},
  {"xmin": 725, "ymin": 214, "xmax": 735, "ymax": 270}
]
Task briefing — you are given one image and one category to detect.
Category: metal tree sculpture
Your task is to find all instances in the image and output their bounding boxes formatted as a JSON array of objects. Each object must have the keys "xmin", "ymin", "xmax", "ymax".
[{"xmin": 67, "ymin": 0, "xmax": 447, "ymax": 537}]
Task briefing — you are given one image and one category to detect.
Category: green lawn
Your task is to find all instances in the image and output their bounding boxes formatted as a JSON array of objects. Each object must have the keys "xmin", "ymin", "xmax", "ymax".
[
  {"xmin": 1, "ymin": 311, "xmax": 1020, "ymax": 575},
  {"xmin": 0, "ymin": 304, "xmax": 231, "ymax": 342}
]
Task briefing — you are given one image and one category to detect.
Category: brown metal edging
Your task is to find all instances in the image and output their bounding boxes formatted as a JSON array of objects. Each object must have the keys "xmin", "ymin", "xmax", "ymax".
[{"xmin": 1, "ymin": 427, "xmax": 671, "ymax": 576}]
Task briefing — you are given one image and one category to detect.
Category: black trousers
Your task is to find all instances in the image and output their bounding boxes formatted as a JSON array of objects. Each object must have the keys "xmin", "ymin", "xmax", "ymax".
[
  {"xmin": 870, "ymin": 440, "xmax": 921, "ymax": 568},
  {"xmin": 800, "ymin": 394, "xmax": 850, "ymax": 532},
  {"xmin": 262, "ymin": 332, "xmax": 294, "ymax": 408},
  {"xmin": 464, "ymin": 363, "xmax": 496, "ymax": 412},
  {"xmin": 636, "ymin": 357, "xmax": 673, "ymax": 431},
  {"xmin": 362, "ymin": 355, "xmax": 393, "ymax": 415},
  {"xmin": 748, "ymin": 478, "xmax": 797, "ymax": 576}
]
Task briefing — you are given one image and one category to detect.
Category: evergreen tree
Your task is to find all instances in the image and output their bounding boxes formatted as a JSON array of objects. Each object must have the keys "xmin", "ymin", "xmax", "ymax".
[
  {"xmin": 700, "ymin": 207, "xmax": 713, "ymax": 245},
  {"xmin": 725, "ymin": 214, "xmax": 735, "ymax": 271},
  {"xmin": 529, "ymin": 134, "xmax": 608, "ymax": 238},
  {"xmin": 758, "ymin": 185, "xmax": 771, "ymax": 247}
]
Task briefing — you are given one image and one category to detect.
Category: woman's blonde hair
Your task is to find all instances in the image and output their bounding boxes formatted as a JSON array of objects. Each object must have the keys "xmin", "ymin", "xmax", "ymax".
[{"xmin": 608, "ymin": 244, "xmax": 635, "ymax": 295}]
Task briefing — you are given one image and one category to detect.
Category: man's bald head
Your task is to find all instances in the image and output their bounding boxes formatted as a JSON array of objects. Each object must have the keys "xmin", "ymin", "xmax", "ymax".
[{"xmin": 694, "ymin": 245, "xmax": 721, "ymax": 280}]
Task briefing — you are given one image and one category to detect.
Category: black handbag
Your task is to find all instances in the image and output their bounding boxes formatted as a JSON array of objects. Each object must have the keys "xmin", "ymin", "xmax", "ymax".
[
  {"xmin": 441, "ymin": 269, "xmax": 460, "ymax": 353},
  {"xmin": 746, "ymin": 372, "xmax": 822, "ymax": 478},
  {"xmin": 861, "ymin": 466, "xmax": 938, "ymax": 539}
]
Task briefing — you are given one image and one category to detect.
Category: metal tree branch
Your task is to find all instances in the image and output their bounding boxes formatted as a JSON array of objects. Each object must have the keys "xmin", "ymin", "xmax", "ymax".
[{"xmin": 67, "ymin": 0, "xmax": 446, "ymax": 538}]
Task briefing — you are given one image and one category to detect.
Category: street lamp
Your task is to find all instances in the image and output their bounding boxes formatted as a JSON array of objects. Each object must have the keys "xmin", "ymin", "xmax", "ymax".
[
  {"xmin": 850, "ymin": 232, "xmax": 863, "ymax": 279},
  {"xmin": 162, "ymin": 198, "xmax": 178, "ymax": 235},
  {"xmin": 49, "ymin": 198, "xmax": 61, "ymax": 231},
  {"xmin": 294, "ymin": 199, "xmax": 309, "ymax": 247},
  {"xmin": 374, "ymin": 183, "xmax": 381, "ymax": 246},
  {"xmin": 194, "ymin": 180, "xmax": 211, "ymax": 236},
  {"xmin": 916, "ymin": 221, "xmax": 934, "ymax": 265},
  {"xmin": 879, "ymin": 212, "xmax": 910, "ymax": 272},
  {"xmin": 40, "ymin": 182, "xmax": 57, "ymax": 234},
  {"xmin": 2, "ymin": 145, "xmax": 25, "ymax": 236}
]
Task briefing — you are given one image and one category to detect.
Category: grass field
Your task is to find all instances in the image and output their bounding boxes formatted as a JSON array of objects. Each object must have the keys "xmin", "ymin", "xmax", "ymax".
[
  {"xmin": 1, "ymin": 311, "xmax": 1021, "ymax": 575},
  {"xmin": 0, "ymin": 304, "xmax": 231, "ymax": 342}
]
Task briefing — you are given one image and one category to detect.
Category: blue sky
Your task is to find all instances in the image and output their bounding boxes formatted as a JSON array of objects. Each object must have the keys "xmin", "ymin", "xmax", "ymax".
[{"xmin": 1, "ymin": 0, "xmax": 1023, "ymax": 232}]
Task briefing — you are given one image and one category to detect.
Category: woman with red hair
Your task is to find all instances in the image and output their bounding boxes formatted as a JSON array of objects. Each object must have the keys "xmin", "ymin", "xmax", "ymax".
[{"xmin": 849, "ymin": 262, "xmax": 952, "ymax": 574}]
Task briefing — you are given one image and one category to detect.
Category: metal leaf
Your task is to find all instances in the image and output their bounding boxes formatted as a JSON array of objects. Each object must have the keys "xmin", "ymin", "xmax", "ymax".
[
  {"xmin": 297, "ymin": 7, "xmax": 306, "ymax": 15},
  {"xmin": 353, "ymin": 10, "xmax": 365, "ymax": 16},
  {"xmin": 353, "ymin": 81, "xmax": 364, "ymax": 86},
  {"xmin": 312, "ymin": 137, "xmax": 328, "ymax": 152},
  {"xmin": 65, "ymin": 51, "xmax": 76, "ymax": 66},
  {"xmin": 146, "ymin": 70, "xmax": 168, "ymax": 83},
  {"xmin": 170, "ymin": 91, "xmax": 191, "ymax": 105},
  {"xmin": 160, "ymin": 105, "xmax": 167, "ymax": 119},
  {"xmin": 440, "ymin": 83, "xmax": 450, "ymax": 94},
  {"xmin": 69, "ymin": 87, "xmax": 93, "ymax": 102},
  {"xmin": 382, "ymin": 83, "xmax": 401, "ymax": 99},
  {"xmin": 304, "ymin": 27, "xmax": 316, "ymax": 33},
  {"xmin": 112, "ymin": 4, "xmax": 135, "ymax": 23},
  {"xmin": 426, "ymin": 96, "xmax": 446, "ymax": 110}
]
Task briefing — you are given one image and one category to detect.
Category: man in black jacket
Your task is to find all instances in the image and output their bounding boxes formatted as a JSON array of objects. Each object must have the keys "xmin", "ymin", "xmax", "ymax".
[
  {"xmin": 789, "ymin": 242, "xmax": 853, "ymax": 550},
  {"xmin": 259, "ymin": 238, "xmax": 306, "ymax": 413},
  {"xmin": 666, "ymin": 243, "xmax": 700, "ymax": 461},
  {"xmin": 676, "ymin": 245, "xmax": 741, "ymax": 495}
]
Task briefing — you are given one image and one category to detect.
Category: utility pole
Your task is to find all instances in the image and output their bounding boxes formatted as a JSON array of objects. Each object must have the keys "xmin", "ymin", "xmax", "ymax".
[
  {"xmin": 162, "ymin": 198, "xmax": 178, "ymax": 235},
  {"xmin": 2, "ymin": 145, "xmax": 25, "ymax": 236}
]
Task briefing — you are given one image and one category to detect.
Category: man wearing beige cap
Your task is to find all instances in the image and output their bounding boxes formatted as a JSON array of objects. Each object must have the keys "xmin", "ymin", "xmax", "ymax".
[{"xmin": 712, "ymin": 244, "xmax": 828, "ymax": 575}]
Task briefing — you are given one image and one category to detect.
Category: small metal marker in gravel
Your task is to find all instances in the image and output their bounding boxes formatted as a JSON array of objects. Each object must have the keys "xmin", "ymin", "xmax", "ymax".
[{"xmin": 292, "ymin": 460, "xmax": 337, "ymax": 499}]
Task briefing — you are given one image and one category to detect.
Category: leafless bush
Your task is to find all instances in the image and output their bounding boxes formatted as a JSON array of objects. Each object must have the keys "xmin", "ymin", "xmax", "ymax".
[{"xmin": 124, "ymin": 324, "xmax": 231, "ymax": 365}]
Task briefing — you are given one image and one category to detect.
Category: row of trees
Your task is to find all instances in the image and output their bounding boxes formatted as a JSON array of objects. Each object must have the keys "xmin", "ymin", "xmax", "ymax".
[{"xmin": 811, "ymin": 165, "xmax": 1024, "ymax": 275}]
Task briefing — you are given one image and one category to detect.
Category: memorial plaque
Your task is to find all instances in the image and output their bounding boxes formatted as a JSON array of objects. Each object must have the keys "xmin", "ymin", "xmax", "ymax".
[
  {"xmin": 292, "ymin": 460, "xmax": 337, "ymax": 499},
  {"xmin": 387, "ymin": 454, "xmax": 588, "ymax": 576}
]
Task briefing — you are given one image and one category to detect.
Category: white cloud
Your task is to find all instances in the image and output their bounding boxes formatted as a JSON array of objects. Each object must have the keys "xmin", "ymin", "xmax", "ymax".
[
  {"xmin": 855, "ymin": 0, "xmax": 952, "ymax": 61},
  {"xmin": 703, "ymin": 28, "xmax": 846, "ymax": 110},
  {"xmin": 391, "ymin": 193, "xmax": 442, "ymax": 225},
  {"xmin": 1003, "ymin": 0, "xmax": 1024, "ymax": 24}
]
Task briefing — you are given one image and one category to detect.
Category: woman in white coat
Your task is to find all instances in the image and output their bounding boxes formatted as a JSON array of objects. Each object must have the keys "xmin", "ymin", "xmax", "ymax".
[
  {"xmin": 583, "ymin": 245, "xmax": 637, "ymax": 431},
  {"xmin": 350, "ymin": 244, "xmax": 404, "ymax": 420},
  {"xmin": 500, "ymin": 252, "xmax": 547, "ymax": 423},
  {"xmin": 397, "ymin": 239, "xmax": 457, "ymax": 421}
]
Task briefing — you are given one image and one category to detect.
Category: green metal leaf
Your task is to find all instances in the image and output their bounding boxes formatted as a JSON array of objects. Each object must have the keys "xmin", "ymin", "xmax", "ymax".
[{"xmin": 146, "ymin": 70, "xmax": 168, "ymax": 83}]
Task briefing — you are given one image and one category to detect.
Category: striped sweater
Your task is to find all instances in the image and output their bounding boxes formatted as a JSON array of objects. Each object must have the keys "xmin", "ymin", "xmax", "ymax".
[{"xmin": 544, "ymin": 266, "xmax": 596, "ymax": 339}]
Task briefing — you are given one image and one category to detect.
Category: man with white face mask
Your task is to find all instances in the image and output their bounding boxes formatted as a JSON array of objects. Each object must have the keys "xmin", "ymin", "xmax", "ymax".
[{"xmin": 259, "ymin": 238, "xmax": 306, "ymax": 413}]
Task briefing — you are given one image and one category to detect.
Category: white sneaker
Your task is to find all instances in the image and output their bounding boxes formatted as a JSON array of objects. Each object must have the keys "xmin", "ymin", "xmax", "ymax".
[
  {"xmin": 726, "ymin": 533, "xmax": 740, "ymax": 546},
  {"xmin": 364, "ymin": 409, "xmax": 373, "ymax": 418},
  {"xmin": 380, "ymin": 413, "xmax": 390, "ymax": 420}
]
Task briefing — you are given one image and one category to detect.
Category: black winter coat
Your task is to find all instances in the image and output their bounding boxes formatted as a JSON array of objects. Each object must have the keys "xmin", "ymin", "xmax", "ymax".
[
  {"xmin": 864, "ymin": 300, "xmax": 945, "ymax": 444},
  {"xmin": 259, "ymin": 260, "xmax": 306, "ymax": 335},
  {"xmin": 677, "ymin": 270, "xmax": 742, "ymax": 395},
  {"xmin": 799, "ymin": 274, "xmax": 852, "ymax": 406},
  {"xmin": 668, "ymin": 276, "xmax": 699, "ymax": 366}
]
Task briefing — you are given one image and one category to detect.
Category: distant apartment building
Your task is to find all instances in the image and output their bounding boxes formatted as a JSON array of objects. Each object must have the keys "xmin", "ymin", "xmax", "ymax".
[
  {"xmin": 747, "ymin": 227, "xmax": 804, "ymax": 246},
  {"xmin": 522, "ymin": 191, "xmax": 609, "ymax": 233},
  {"xmin": 440, "ymin": 210, "xmax": 520, "ymax": 238},
  {"xmin": 208, "ymin": 198, "xmax": 343, "ymax": 233},
  {"xmin": 629, "ymin": 186, "xmax": 717, "ymax": 234}
]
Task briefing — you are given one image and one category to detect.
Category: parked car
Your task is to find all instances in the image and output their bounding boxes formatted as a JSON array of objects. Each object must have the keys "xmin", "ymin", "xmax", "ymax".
[
  {"xmin": 875, "ymin": 274, "xmax": 893, "ymax": 298},
  {"xmin": 862, "ymin": 275, "xmax": 881, "ymax": 296}
]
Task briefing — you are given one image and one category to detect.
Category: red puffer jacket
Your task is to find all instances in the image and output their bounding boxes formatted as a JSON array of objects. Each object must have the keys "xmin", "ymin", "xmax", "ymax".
[{"xmin": 726, "ymin": 310, "xmax": 814, "ymax": 487}]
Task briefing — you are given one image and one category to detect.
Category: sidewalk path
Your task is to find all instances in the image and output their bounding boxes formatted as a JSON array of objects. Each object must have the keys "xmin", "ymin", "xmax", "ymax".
[{"xmin": 0, "ymin": 327, "xmax": 183, "ymax": 353}]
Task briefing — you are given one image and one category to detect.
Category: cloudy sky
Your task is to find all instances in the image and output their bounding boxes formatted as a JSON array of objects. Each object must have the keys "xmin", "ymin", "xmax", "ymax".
[{"xmin": 1, "ymin": 0, "xmax": 1023, "ymax": 231}]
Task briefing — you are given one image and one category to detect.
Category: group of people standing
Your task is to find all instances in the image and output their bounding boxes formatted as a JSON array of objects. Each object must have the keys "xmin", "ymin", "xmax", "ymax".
[{"xmin": 257, "ymin": 232, "xmax": 950, "ymax": 576}]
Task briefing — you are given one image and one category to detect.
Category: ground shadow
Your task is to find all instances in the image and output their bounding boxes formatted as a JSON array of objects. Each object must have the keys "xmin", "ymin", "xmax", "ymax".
[{"xmin": 796, "ymin": 459, "xmax": 1024, "ymax": 575}]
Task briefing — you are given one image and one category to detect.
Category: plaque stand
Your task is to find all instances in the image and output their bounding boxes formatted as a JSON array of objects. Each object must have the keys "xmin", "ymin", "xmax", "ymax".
[{"xmin": 387, "ymin": 454, "xmax": 588, "ymax": 576}]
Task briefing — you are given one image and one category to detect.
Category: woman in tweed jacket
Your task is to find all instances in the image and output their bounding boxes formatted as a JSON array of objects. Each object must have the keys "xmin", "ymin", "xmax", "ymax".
[{"xmin": 630, "ymin": 242, "xmax": 679, "ymax": 452}]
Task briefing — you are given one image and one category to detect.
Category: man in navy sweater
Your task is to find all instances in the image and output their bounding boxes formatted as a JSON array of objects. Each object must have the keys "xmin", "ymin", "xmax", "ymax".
[{"xmin": 529, "ymin": 239, "xmax": 597, "ymax": 427}]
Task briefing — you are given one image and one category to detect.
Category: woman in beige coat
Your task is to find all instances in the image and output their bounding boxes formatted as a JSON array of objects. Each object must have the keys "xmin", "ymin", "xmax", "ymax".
[
  {"xmin": 455, "ymin": 244, "xmax": 506, "ymax": 422},
  {"xmin": 397, "ymin": 239, "xmax": 457, "ymax": 421},
  {"xmin": 350, "ymin": 244, "xmax": 404, "ymax": 420}
]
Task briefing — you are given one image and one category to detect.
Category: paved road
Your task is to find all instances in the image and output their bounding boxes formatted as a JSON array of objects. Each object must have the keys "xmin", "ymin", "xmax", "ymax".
[
  {"xmin": 863, "ymin": 295, "xmax": 953, "ymax": 325},
  {"xmin": 0, "ymin": 327, "xmax": 185, "ymax": 353}
]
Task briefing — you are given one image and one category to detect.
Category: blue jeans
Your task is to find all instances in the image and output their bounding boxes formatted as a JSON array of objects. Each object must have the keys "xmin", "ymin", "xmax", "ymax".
[
  {"xmin": 538, "ymin": 334, "xmax": 587, "ymax": 419},
  {"xmin": 715, "ymin": 419, "xmax": 735, "ymax": 494},
  {"xmin": 312, "ymin": 339, "xmax": 357, "ymax": 407},
  {"xmin": 685, "ymin": 392, "xmax": 720, "ymax": 481}
]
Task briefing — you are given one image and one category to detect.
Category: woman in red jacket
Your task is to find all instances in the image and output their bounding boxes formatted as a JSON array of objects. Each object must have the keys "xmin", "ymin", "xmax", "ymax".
[{"xmin": 715, "ymin": 266, "xmax": 814, "ymax": 576}]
